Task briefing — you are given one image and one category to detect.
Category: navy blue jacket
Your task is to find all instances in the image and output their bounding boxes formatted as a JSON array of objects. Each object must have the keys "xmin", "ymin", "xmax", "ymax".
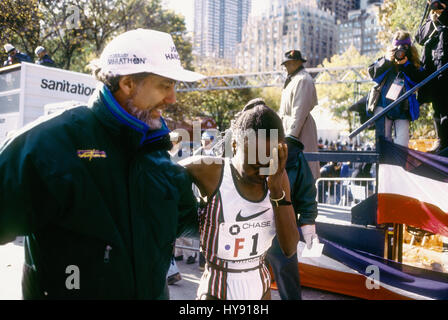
[
  {"xmin": 3, "ymin": 52, "xmax": 32, "ymax": 66},
  {"xmin": 36, "ymin": 54, "xmax": 56, "ymax": 67},
  {"xmin": 285, "ymin": 137, "xmax": 318, "ymax": 226},
  {"xmin": 368, "ymin": 57, "xmax": 424, "ymax": 121},
  {"xmin": 0, "ymin": 86, "xmax": 198, "ymax": 299}
]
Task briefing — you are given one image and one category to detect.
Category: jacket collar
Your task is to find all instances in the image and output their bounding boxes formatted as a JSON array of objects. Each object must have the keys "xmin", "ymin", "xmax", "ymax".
[
  {"xmin": 284, "ymin": 65, "xmax": 305, "ymax": 88},
  {"xmin": 88, "ymin": 83, "xmax": 171, "ymax": 150},
  {"xmin": 286, "ymin": 135, "xmax": 304, "ymax": 150},
  {"xmin": 288, "ymin": 65, "xmax": 305, "ymax": 77}
]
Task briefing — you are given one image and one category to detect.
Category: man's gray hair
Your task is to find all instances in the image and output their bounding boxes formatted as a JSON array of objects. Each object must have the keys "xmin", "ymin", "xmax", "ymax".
[
  {"xmin": 89, "ymin": 59, "xmax": 121, "ymax": 92},
  {"xmin": 88, "ymin": 59, "xmax": 151, "ymax": 93}
]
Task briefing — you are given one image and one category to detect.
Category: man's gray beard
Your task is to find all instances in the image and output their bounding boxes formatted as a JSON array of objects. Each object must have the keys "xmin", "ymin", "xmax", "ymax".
[{"xmin": 126, "ymin": 100, "xmax": 163, "ymax": 130}]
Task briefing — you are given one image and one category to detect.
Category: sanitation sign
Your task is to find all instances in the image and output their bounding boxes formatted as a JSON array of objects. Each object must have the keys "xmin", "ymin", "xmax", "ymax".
[
  {"xmin": 40, "ymin": 78, "xmax": 95, "ymax": 97},
  {"xmin": 20, "ymin": 62, "xmax": 99, "ymax": 125},
  {"xmin": 24, "ymin": 63, "xmax": 98, "ymax": 102}
]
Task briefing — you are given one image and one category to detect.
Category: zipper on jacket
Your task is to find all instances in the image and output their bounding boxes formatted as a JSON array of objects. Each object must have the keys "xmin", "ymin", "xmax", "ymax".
[{"xmin": 104, "ymin": 245, "xmax": 112, "ymax": 263}]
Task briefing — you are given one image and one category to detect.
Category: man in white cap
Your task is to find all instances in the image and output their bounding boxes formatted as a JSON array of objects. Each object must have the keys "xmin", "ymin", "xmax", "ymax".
[
  {"xmin": 200, "ymin": 130, "xmax": 217, "ymax": 156},
  {"xmin": 3, "ymin": 43, "xmax": 32, "ymax": 66},
  {"xmin": 34, "ymin": 46, "xmax": 56, "ymax": 67},
  {"xmin": 0, "ymin": 29, "xmax": 204, "ymax": 299}
]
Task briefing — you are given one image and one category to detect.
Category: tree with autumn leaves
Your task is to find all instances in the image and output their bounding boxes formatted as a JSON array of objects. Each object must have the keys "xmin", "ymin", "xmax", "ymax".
[
  {"xmin": 377, "ymin": 0, "xmax": 427, "ymax": 47},
  {"xmin": 0, "ymin": 0, "xmax": 257, "ymax": 131},
  {"xmin": 316, "ymin": 46, "xmax": 373, "ymax": 134},
  {"xmin": 169, "ymin": 58, "xmax": 259, "ymax": 131},
  {"xmin": 0, "ymin": 0, "xmax": 193, "ymax": 72},
  {"xmin": 0, "ymin": 0, "xmax": 41, "ymax": 61}
]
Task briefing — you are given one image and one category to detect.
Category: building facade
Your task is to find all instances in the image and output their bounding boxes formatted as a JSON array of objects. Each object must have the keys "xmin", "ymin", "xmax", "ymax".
[
  {"xmin": 317, "ymin": 0, "xmax": 360, "ymax": 22},
  {"xmin": 235, "ymin": 0, "xmax": 336, "ymax": 72},
  {"xmin": 193, "ymin": 0, "xmax": 251, "ymax": 60},
  {"xmin": 337, "ymin": 2, "xmax": 383, "ymax": 56}
]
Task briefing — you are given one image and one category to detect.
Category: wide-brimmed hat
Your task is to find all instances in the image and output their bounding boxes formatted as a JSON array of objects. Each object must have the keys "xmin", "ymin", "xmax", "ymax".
[{"xmin": 281, "ymin": 49, "xmax": 307, "ymax": 65}]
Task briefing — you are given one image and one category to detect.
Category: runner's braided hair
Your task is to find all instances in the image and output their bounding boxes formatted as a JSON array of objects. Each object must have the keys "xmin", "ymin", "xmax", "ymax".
[{"xmin": 231, "ymin": 98, "xmax": 285, "ymax": 142}]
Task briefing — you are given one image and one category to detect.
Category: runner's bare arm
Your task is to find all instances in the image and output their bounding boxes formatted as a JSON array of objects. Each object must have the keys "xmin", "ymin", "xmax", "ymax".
[
  {"xmin": 267, "ymin": 143, "xmax": 300, "ymax": 258},
  {"xmin": 179, "ymin": 156, "xmax": 224, "ymax": 199}
]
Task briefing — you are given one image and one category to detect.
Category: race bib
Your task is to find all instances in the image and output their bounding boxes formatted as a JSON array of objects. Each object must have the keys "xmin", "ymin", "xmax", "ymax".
[{"xmin": 216, "ymin": 220, "xmax": 276, "ymax": 261}]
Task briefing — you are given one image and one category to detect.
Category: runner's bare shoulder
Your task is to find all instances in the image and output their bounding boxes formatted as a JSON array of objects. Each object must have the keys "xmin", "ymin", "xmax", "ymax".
[{"xmin": 179, "ymin": 156, "xmax": 224, "ymax": 197}]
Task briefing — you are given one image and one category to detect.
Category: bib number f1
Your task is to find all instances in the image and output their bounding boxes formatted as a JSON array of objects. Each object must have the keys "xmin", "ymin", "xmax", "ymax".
[{"xmin": 216, "ymin": 220, "xmax": 275, "ymax": 261}]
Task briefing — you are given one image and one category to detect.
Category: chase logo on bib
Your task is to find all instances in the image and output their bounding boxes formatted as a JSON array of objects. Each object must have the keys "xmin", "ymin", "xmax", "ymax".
[
  {"xmin": 229, "ymin": 225, "xmax": 241, "ymax": 235},
  {"xmin": 217, "ymin": 220, "xmax": 275, "ymax": 261}
]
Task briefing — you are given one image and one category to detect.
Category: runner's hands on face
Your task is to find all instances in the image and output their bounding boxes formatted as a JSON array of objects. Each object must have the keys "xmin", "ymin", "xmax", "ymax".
[{"xmin": 266, "ymin": 142, "xmax": 288, "ymax": 199}]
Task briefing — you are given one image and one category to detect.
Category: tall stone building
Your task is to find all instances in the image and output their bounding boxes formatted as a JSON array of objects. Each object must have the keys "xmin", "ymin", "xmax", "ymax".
[
  {"xmin": 235, "ymin": 0, "xmax": 336, "ymax": 72},
  {"xmin": 193, "ymin": 0, "xmax": 251, "ymax": 60},
  {"xmin": 318, "ymin": 0, "xmax": 383, "ymax": 22},
  {"xmin": 337, "ymin": 2, "xmax": 383, "ymax": 56},
  {"xmin": 317, "ymin": 0, "xmax": 359, "ymax": 22}
]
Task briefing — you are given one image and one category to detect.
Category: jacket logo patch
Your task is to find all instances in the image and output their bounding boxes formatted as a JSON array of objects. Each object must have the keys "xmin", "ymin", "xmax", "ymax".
[{"xmin": 77, "ymin": 149, "xmax": 107, "ymax": 161}]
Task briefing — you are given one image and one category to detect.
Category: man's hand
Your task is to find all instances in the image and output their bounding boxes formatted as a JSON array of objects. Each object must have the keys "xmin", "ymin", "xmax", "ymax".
[{"xmin": 301, "ymin": 224, "xmax": 318, "ymax": 249}]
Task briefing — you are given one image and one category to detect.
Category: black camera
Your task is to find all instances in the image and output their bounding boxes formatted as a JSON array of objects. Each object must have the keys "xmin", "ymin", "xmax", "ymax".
[
  {"xmin": 430, "ymin": 0, "xmax": 445, "ymax": 10},
  {"xmin": 393, "ymin": 45, "xmax": 409, "ymax": 61}
]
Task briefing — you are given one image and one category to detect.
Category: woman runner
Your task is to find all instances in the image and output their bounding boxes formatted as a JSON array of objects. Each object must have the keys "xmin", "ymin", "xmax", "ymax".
[{"xmin": 180, "ymin": 98, "xmax": 300, "ymax": 300}]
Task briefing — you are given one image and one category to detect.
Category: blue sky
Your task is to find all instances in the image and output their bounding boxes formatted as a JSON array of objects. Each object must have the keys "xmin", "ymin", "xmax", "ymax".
[{"xmin": 164, "ymin": 0, "xmax": 269, "ymax": 31}]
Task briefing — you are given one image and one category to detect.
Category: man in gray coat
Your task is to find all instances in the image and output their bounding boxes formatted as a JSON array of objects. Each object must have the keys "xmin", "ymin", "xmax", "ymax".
[
  {"xmin": 278, "ymin": 50, "xmax": 320, "ymax": 180},
  {"xmin": 267, "ymin": 50, "xmax": 320, "ymax": 300}
]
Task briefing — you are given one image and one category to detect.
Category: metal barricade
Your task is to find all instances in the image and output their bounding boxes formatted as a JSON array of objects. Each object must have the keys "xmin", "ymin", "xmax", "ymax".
[{"xmin": 315, "ymin": 177, "xmax": 376, "ymax": 208}]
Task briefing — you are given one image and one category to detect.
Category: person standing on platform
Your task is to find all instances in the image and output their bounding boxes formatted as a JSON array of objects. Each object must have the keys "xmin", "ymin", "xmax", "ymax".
[
  {"xmin": 278, "ymin": 49, "xmax": 320, "ymax": 180},
  {"xmin": 271, "ymin": 49, "xmax": 319, "ymax": 300},
  {"xmin": 34, "ymin": 46, "xmax": 56, "ymax": 67},
  {"xmin": 368, "ymin": 31, "xmax": 424, "ymax": 147},
  {"xmin": 415, "ymin": 0, "xmax": 448, "ymax": 152},
  {"xmin": 3, "ymin": 44, "xmax": 32, "ymax": 66},
  {"xmin": 266, "ymin": 135, "xmax": 318, "ymax": 300}
]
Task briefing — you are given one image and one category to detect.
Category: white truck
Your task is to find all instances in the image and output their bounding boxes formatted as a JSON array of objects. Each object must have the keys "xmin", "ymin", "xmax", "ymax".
[{"xmin": 0, "ymin": 62, "xmax": 98, "ymax": 143}]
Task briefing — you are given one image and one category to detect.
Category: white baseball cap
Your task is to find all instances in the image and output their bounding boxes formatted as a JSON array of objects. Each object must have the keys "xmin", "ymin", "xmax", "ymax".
[
  {"xmin": 169, "ymin": 131, "xmax": 180, "ymax": 140},
  {"xmin": 35, "ymin": 46, "xmax": 45, "ymax": 56},
  {"xmin": 202, "ymin": 130, "xmax": 215, "ymax": 141},
  {"xmin": 4, "ymin": 44, "xmax": 15, "ymax": 54},
  {"xmin": 99, "ymin": 29, "xmax": 204, "ymax": 82}
]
